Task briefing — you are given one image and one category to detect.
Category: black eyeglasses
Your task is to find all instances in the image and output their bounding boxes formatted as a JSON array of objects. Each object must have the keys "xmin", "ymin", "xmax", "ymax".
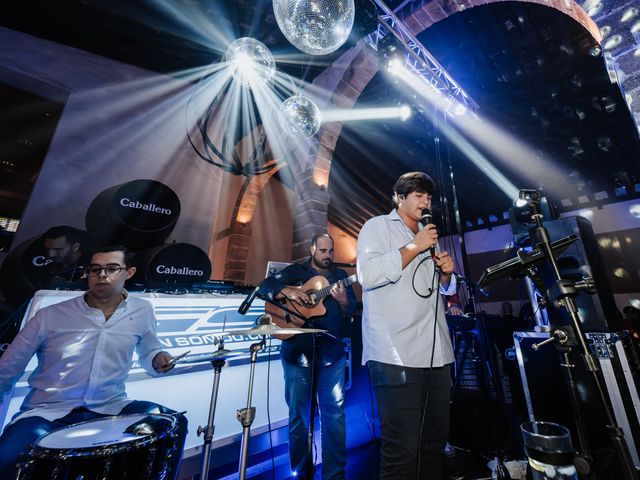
[{"xmin": 85, "ymin": 264, "xmax": 127, "ymax": 277}]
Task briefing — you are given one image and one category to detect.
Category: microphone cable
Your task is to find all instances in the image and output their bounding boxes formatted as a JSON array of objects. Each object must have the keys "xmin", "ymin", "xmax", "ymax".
[
  {"xmin": 265, "ymin": 335, "xmax": 275, "ymax": 480},
  {"xmin": 411, "ymin": 252, "xmax": 439, "ymax": 299},
  {"xmin": 416, "ymin": 265, "xmax": 443, "ymax": 480}
]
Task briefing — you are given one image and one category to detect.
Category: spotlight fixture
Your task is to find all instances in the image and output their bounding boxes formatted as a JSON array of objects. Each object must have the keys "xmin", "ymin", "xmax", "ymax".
[
  {"xmin": 378, "ymin": 32, "xmax": 405, "ymax": 72},
  {"xmin": 453, "ymin": 103, "xmax": 467, "ymax": 117},
  {"xmin": 515, "ymin": 188, "xmax": 541, "ymax": 207},
  {"xmin": 399, "ymin": 105, "xmax": 412, "ymax": 121},
  {"xmin": 589, "ymin": 45, "xmax": 602, "ymax": 57},
  {"xmin": 386, "ymin": 57, "xmax": 404, "ymax": 74}
]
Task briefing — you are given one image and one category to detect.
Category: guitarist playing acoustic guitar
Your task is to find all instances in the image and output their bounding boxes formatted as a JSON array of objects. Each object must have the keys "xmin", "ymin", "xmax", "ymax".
[{"xmin": 257, "ymin": 233, "xmax": 356, "ymax": 480}]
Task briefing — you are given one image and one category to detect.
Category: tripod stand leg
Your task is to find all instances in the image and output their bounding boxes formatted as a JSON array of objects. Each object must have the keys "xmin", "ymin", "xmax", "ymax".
[
  {"xmin": 558, "ymin": 349, "xmax": 592, "ymax": 474},
  {"xmin": 198, "ymin": 361, "xmax": 225, "ymax": 480},
  {"xmin": 237, "ymin": 339, "xmax": 264, "ymax": 480}
]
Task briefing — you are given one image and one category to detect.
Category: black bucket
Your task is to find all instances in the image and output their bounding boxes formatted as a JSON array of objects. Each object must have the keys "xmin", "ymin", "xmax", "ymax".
[
  {"xmin": 131, "ymin": 243, "xmax": 212, "ymax": 288},
  {"xmin": 85, "ymin": 180, "xmax": 181, "ymax": 251}
]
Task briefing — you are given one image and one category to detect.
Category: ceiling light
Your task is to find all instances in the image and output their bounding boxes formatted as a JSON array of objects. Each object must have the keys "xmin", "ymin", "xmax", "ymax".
[
  {"xmin": 621, "ymin": 7, "xmax": 638, "ymax": 23},
  {"xmin": 585, "ymin": 1, "xmax": 602, "ymax": 16},
  {"xmin": 589, "ymin": 45, "xmax": 602, "ymax": 57},
  {"xmin": 604, "ymin": 35, "xmax": 623, "ymax": 50},
  {"xmin": 596, "ymin": 136, "xmax": 613, "ymax": 151}
]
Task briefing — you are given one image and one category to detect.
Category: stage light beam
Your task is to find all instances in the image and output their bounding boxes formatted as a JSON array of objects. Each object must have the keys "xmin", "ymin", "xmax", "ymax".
[{"xmin": 321, "ymin": 106, "xmax": 412, "ymax": 123}]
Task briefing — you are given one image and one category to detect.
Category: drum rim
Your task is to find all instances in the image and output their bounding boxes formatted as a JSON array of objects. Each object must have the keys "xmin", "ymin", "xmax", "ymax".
[{"xmin": 31, "ymin": 413, "xmax": 178, "ymax": 457}]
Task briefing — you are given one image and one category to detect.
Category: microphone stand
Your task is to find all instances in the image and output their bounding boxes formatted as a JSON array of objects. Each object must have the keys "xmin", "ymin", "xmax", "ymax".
[
  {"xmin": 237, "ymin": 335, "xmax": 266, "ymax": 480},
  {"xmin": 526, "ymin": 196, "xmax": 637, "ymax": 479},
  {"xmin": 198, "ymin": 340, "xmax": 227, "ymax": 480},
  {"xmin": 261, "ymin": 296, "xmax": 319, "ymax": 479}
]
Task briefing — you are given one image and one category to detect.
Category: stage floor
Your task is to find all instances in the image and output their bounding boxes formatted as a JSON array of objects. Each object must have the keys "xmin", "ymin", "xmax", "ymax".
[{"xmin": 180, "ymin": 440, "xmax": 494, "ymax": 479}]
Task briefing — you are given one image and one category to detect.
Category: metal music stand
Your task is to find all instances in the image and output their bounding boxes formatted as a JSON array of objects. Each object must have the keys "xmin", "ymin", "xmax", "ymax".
[{"xmin": 232, "ymin": 310, "xmax": 327, "ymax": 480}]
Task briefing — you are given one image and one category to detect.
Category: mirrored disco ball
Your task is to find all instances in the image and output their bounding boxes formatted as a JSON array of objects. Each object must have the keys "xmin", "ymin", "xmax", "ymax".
[
  {"xmin": 224, "ymin": 37, "xmax": 275, "ymax": 85},
  {"xmin": 273, "ymin": 0, "xmax": 355, "ymax": 56},
  {"xmin": 279, "ymin": 95, "xmax": 321, "ymax": 138}
]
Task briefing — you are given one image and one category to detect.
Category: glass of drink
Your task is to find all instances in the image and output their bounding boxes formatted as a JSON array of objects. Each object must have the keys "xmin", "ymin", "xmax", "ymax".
[{"xmin": 521, "ymin": 421, "xmax": 578, "ymax": 480}]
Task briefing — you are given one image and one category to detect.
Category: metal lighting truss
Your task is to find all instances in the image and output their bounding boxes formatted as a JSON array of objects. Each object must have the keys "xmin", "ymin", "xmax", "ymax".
[{"xmin": 365, "ymin": 0, "xmax": 479, "ymax": 116}]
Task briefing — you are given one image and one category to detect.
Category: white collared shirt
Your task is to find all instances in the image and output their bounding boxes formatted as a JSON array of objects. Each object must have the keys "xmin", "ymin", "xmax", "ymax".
[
  {"xmin": 357, "ymin": 209, "xmax": 456, "ymax": 368},
  {"xmin": 0, "ymin": 292, "xmax": 165, "ymax": 422}
]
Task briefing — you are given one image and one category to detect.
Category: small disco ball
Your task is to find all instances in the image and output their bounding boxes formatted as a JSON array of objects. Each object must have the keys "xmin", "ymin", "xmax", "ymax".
[
  {"xmin": 279, "ymin": 95, "xmax": 321, "ymax": 138},
  {"xmin": 224, "ymin": 37, "xmax": 275, "ymax": 85},
  {"xmin": 273, "ymin": 0, "xmax": 355, "ymax": 56}
]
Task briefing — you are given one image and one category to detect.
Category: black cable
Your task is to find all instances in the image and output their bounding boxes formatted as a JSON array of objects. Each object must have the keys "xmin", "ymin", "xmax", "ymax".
[
  {"xmin": 309, "ymin": 333, "xmax": 318, "ymax": 475},
  {"xmin": 367, "ymin": 369, "xmax": 378, "ymax": 480},
  {"xmin": 0, "ymin": 298, "xmax": 30, "ymax": 341},
  {"xmin": 411, "ymin": 254, "xmax": 437, "ymax": 299},
  {"xmin": 416, "ymin": 265, "xmax": 441, "ymax": 480},
  {"xmin": 266, "ymin": 336, "xmax": 275, "ymax": 480}
]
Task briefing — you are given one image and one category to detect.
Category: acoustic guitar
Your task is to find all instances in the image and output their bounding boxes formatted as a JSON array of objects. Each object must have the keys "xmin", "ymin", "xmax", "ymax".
[{"xmin": 265, "ymin": 274, "xmax": 358, "ymax": 340}]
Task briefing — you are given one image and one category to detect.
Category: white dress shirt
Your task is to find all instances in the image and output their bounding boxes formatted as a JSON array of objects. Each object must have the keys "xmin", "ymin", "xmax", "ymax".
[
  {"xmin": 357, "ymin": 209, "xmax": 457, "ymax": 368},
  {"xmin": 0, "ymin": 292, "xmax": 165, "ymax": 422}
]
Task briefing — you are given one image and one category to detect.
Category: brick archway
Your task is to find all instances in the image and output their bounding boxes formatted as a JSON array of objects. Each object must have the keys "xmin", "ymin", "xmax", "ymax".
[
  {"xmin": 216, "ymin": 159, "xmax": 285, "ymax": 282},
  {"xmin": 401, "ymin": 0, "xmax": 599, "ymax": 40}
]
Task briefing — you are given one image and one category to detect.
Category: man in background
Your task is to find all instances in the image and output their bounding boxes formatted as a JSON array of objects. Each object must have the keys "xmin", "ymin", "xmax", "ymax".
[
  {"xmin": 41, "ymin": 225, "xmax": 92, "ymax": 284},
  {"xmin": 259, "ymin": 233, "xmax": 356, "ymax": 480}
]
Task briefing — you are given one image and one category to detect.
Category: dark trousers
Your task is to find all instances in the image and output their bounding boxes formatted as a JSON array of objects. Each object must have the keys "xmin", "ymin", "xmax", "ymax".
[
  {"xmin": 0, "ymin": 400, "xmax": 187, "ymax": 480},
  {"xmin": 282, "ymin": 356, "xmax": 346, "ymax": 480},
  {"xmin": 368, "ymin": 361, "xmax": 451, "ymax": 480}
]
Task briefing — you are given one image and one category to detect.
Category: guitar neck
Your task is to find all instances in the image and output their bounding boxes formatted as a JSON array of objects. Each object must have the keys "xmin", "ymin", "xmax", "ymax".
[{"xmin": 316, "ymin": 274, "xmax": 358, "ymax": 301}]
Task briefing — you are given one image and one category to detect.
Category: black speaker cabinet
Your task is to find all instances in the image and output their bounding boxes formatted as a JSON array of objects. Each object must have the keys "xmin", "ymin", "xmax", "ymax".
[
  {"xmin": 514, "ymin": 331, "xmax": 640, "ymax": 475},
  {"xmin": 530, "ymin": 216, "xmax": 623, "ymax": 331}
]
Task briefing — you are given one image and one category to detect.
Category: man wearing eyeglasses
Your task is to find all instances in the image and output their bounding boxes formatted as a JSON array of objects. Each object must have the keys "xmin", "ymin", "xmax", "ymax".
[{"xmin": 0, "ymin": 245, "xmax": 187, "ymax": 479}]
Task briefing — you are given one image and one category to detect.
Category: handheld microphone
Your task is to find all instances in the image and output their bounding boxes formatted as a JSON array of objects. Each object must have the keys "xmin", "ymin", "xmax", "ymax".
[
  {"xmin": 420, "ymin": 208, "xmax": 432, "ymax": 226},
  {"xmin": 238, "ymin": 284, "xmax": 261, "ymax": 315},
  {"xmin": 420, "ymin": 208, "xmax": 436, "ymax": 258}
]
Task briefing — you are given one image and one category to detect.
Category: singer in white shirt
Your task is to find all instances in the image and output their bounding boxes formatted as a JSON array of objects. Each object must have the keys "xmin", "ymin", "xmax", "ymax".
[{"xmin": 357, "ymin": 171, "xmax": 456, "ymax": 480}]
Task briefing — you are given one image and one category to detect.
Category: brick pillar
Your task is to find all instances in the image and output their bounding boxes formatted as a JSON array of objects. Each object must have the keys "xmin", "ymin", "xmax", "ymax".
[
  {"xmin": 223, "ymin": 221, "xmax": 252, "ymax": 282},
  {"xmin": 292, "ymin": 171, "xmax": 330, "ymax": 262}
]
